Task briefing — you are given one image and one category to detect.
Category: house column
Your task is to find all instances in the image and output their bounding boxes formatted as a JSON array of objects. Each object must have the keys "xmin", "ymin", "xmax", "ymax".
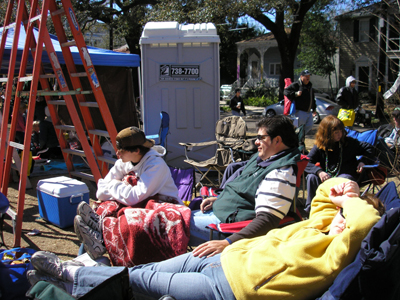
[
  {"xmin": 236, "ymin": 48, "xmax": 243, "ymax": 83},
  {"xmin": 257, "ymin": 46, "xmax": 269, "ymax": 81}
]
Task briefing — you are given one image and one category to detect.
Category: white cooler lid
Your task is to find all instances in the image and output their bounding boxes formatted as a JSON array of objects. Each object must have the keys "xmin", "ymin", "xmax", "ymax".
[{"xmin": 37, "ymin": 176, "xmax": 89, "ymax": 198}]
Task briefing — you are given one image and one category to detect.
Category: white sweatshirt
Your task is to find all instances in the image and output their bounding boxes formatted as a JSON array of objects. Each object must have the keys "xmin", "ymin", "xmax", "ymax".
[{"xmin": 96, "ymin": 146, "xmax": 182, "ymax": 206}]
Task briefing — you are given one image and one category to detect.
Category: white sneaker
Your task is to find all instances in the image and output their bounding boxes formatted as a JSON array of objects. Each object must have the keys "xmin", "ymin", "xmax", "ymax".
[
  {"xmin": 30, "ymin": 251, "xmax": 84, "ymax": 281},
  {"xmin": 76, "ymin": 201, "xmax": 102, "ymax": 233},
  {"xmin": 73, "ymin": 253, "xmax": 111, "ymax": 267},
  {"xmin": 74, "ymin": 215, "xmax": 106, "ymax": 260},
  {"xmin": 27, "ymin": 270, "xmax": 67, "ymax": 291}
]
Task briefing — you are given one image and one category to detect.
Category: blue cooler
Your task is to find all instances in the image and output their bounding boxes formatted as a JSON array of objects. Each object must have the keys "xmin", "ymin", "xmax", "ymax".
[{"xmin": 37, "ymin": 176, "xmax": 89, "ymax": 228}]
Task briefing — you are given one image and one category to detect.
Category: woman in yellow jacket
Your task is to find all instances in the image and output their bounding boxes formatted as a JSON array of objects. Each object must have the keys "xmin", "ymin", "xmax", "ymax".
[
  {"xmin": 28, "ymin": 178, "xmax": 384, "ymax": 300},
  {"xmin": 222, "ymin": 177, "xmax": 383, "ymax": 300}
]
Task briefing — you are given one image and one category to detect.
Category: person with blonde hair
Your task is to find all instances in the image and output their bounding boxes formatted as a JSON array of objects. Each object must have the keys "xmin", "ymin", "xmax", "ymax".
[{"xmin": 304, "ymin": 115, "xmax": 374, "ymax": 214}]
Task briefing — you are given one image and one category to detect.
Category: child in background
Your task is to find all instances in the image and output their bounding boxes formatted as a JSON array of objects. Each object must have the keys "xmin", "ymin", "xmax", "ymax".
[{"xmin": 31, "ymin": 121, "xmax": 40, "ymax": 156}]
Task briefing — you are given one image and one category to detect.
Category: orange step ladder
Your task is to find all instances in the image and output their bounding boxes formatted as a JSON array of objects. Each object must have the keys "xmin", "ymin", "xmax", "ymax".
[{"xmin": 0, "ymin": 0, "xmax": 118, "ymax": 247}]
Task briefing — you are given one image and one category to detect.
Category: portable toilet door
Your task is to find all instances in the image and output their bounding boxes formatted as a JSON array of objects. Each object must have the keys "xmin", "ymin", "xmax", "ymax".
[{"xmin": 139, "ymin": 22, "xmax": 220, "ymax": 167}]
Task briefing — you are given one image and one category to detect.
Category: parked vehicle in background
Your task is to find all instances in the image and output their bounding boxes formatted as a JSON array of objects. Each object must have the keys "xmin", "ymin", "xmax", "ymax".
[
  {"xmin": 314, "ymin": 88, "xmax": 331, "ymax": 100},
  {"xmin": 262, "ymin": 96, "xmax": 340, "ymax": 124},
  {"xmin": 220, "ymin": 84, "xmax": 232, "ymax": 100}
]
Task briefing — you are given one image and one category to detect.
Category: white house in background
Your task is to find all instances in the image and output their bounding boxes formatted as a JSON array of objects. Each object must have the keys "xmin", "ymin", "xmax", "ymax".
[{"xmin": 235, "ymin": 31, "xmax": 339, "ymax": 93}]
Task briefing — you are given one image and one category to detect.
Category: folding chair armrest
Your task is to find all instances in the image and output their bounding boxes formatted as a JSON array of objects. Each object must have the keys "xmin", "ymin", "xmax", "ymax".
[
  {"xmin": 362, "ymin": 163, "xmax": 380, "ymax": 169},
  {"xmin": 179, "ymin": 141, "xmax": 219, "ymax": 161},
  {"xmin": 179, "ymin": 141, "xmax": 218, "ymax": 150}
]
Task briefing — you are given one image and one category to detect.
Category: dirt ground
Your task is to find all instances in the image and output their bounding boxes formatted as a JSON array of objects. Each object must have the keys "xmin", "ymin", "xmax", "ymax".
[
  {"xmin": 2, "ymin": 116, "xmax": 400, "ymax": 261},
  {"xmin": 2, "ymin": 173, "xmax": 98, "ymax": 261}
]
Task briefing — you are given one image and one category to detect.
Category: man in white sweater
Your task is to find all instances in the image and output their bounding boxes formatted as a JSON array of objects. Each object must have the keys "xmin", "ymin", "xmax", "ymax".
[
  {"xmin": 96, "ymin": 126, "xmax": 181, "ymax": 206},
  {"xmin": 75, "ymin": 126, "xmax": 181, "ymax": 259}
]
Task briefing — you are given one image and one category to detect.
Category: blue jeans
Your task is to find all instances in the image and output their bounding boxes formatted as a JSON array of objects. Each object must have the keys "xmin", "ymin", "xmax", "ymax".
[
  {"xmin": 72, "ymin": 253, "xmax": 235, "ymax": 300},
  {"xmin": 232, "ymin": 110, "xmax": 240, "ymax": 116},
  {"xmin": 294, "ymin": 110, "xmax": 314, "ymax": 135},
  {"xmin": 189, "ymin": 209, "xmax": 222, "ymax": 246}
]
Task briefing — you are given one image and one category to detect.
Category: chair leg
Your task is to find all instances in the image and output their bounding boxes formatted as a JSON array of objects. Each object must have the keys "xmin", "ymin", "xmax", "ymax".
[
  {"xmin": 193, "ymin": 166, "xmax": 216, "ymax": 187},
  {"xmin": 0, "ymin": 213, "xmax": 6, "ymax": 247},
  {"xmin": 212, "ymin": 167, "xmax": 225, "ymax": 186}
]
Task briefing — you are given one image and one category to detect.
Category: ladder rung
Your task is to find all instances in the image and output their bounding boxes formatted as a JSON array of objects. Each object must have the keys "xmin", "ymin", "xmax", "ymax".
[
  {"xmin": 4, "ymin": 22, "xmax": 16, "ymax": 30},
  {"xmin": 61, "ymin": 41, "xmax": 77, "ymax": 47},
  {"xmin": 9, "ymin": 141, "xmax": 25, "ymax": 151},
  {"xmin": 71, "ymin": 72, "xmax": 87, "ymax": 77},
  {"xmin": 47, "ymin": 100, "xmax": 66, "ymax": 105},
  {"xmin": 70, "ymin": 171, "xmax": 95, "ymax": 182},
  {"xmin": 0, "ymin": 78, "xmax": 8, "ymax": 82},
  {"xmin": 40, "ymin": 74, "xmax": 56, "ymax": 79},
  {"xmin": 51, "ymin": 8, "xmax": 65, "ymax": 16},
  {"xmin": 19, "ymin": 90, "xmax": 93, "ymax": 96},
  {"xmin": 19, "ymin": 76, "xmax": 33, "ymax": 82},
  {"xmin": 62, "ymin": 148, "xmax": 86, "ymax": 157},
  {"xmin": 88, "ymin": 129, "xmax": 110, "ymax": 138},
  {"xmin": 55, "ymin": 125, "xmax": 75, "ymax": 131},
  {"xmin": 30, "ymin": 14, "xmax": 42, "ymax": 23},
  {"xmin": 97, "ymin": 156, "xmax": 117, "ymax": 164},
  {"xmin": 80, "ymin": 102, "xmax": 99, "ymax": 108}
]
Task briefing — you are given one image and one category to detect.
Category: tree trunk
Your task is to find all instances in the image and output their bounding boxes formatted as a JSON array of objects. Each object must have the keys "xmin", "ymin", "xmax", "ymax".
[{"xmin": 250, "ymin": 0, "xmax": 317, "ymax": 92}]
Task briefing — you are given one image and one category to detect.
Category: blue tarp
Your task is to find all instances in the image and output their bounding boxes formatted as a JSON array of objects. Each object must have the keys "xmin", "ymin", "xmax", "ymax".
[{"xmin": 1, "ymin": 23, "xmax": 140, "ymax": 73}]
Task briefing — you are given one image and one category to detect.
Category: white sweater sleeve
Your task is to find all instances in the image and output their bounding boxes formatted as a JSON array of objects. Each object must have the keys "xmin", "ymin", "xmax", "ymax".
[
  {"xmin": 96, "ymin": 157, "xmax": 175, "ymax": 206},
  {"xmin": 96, "ymin": 159, "xmax": 126, "ymax": 201}
]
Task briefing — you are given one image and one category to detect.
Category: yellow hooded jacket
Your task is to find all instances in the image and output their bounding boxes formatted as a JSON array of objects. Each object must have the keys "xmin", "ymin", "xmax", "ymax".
[{"xmin": 221, "ymin": 177, "xmax": 381, "ymax": 300}]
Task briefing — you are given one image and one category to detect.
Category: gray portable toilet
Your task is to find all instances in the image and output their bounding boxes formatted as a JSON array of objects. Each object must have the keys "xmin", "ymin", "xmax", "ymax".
[{"xmin": 139, "ymin": 22, "xmax": 220, "ymax": 167}]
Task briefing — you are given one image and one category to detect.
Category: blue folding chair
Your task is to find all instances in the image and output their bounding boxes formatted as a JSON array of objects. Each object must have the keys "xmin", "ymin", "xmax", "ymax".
[
  {"xmin": 317, "ymin": 181, "xmax": 400, "ymax": 299},
  {"xmin": 159, "ymin": 111, "xmax": 170, "ymax": 148},
  {"xmin": 146, "ymin": 111, "xmax": 170, "ymax": 149},
  {"xmin": 345, "ymin": 128, "xmax": 390, "ymax": 193}
]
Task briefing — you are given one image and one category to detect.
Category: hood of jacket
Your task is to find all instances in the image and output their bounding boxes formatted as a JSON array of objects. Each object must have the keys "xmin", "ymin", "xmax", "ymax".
[
  {"xmin": 152, "ymin": 145, "xmax": 166, "ymax": 156},
  {"xmin": 346, "ymin": 76, "xmax": 356, "ymax": 87}
]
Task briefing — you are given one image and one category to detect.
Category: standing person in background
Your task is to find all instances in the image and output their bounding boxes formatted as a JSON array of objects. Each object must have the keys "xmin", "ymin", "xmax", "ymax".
[
  {"xmin": 230, "ymin": 88, "xmax": 246, "ymax": 116},
  {"xmin": 39, "ymin": 106, "xmax": 62, "ymax": 159},
  {"xmin": 336, "ymin": 76, "xmax": 359, "ymax": 109},
  {"xmin": 14, "ymin": 102, "xmax": 27, "ymax": 145},
  {"xmin": 284, "ymin": 69, "xmax": 316, "ymax": 135}
]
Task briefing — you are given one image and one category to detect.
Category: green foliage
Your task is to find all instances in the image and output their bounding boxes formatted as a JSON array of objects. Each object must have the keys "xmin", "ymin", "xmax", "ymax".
[
  {"xmin": 71, "ymin": 0, "xmax": 150, "ymax": 53},
  {"xmin": 244, "ymin": 96, "xmax": 277, "ymax": 107},
  {"xmin": 244, "ymin": 83, "xmax": 279, "ymax": 100},
  {"xmin": 242, "ymin": 82, "xmax": 279, "ymax": 106},
  {"xmin": 297, "ymin": 7, "xmax": 337, "ymax": 77}
]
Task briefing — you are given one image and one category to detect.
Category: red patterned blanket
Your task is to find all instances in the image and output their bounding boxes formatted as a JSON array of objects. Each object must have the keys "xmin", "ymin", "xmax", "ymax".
[{"xmin": 96, "ymin": 199, "xmax": 191, "ymax": 267}]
